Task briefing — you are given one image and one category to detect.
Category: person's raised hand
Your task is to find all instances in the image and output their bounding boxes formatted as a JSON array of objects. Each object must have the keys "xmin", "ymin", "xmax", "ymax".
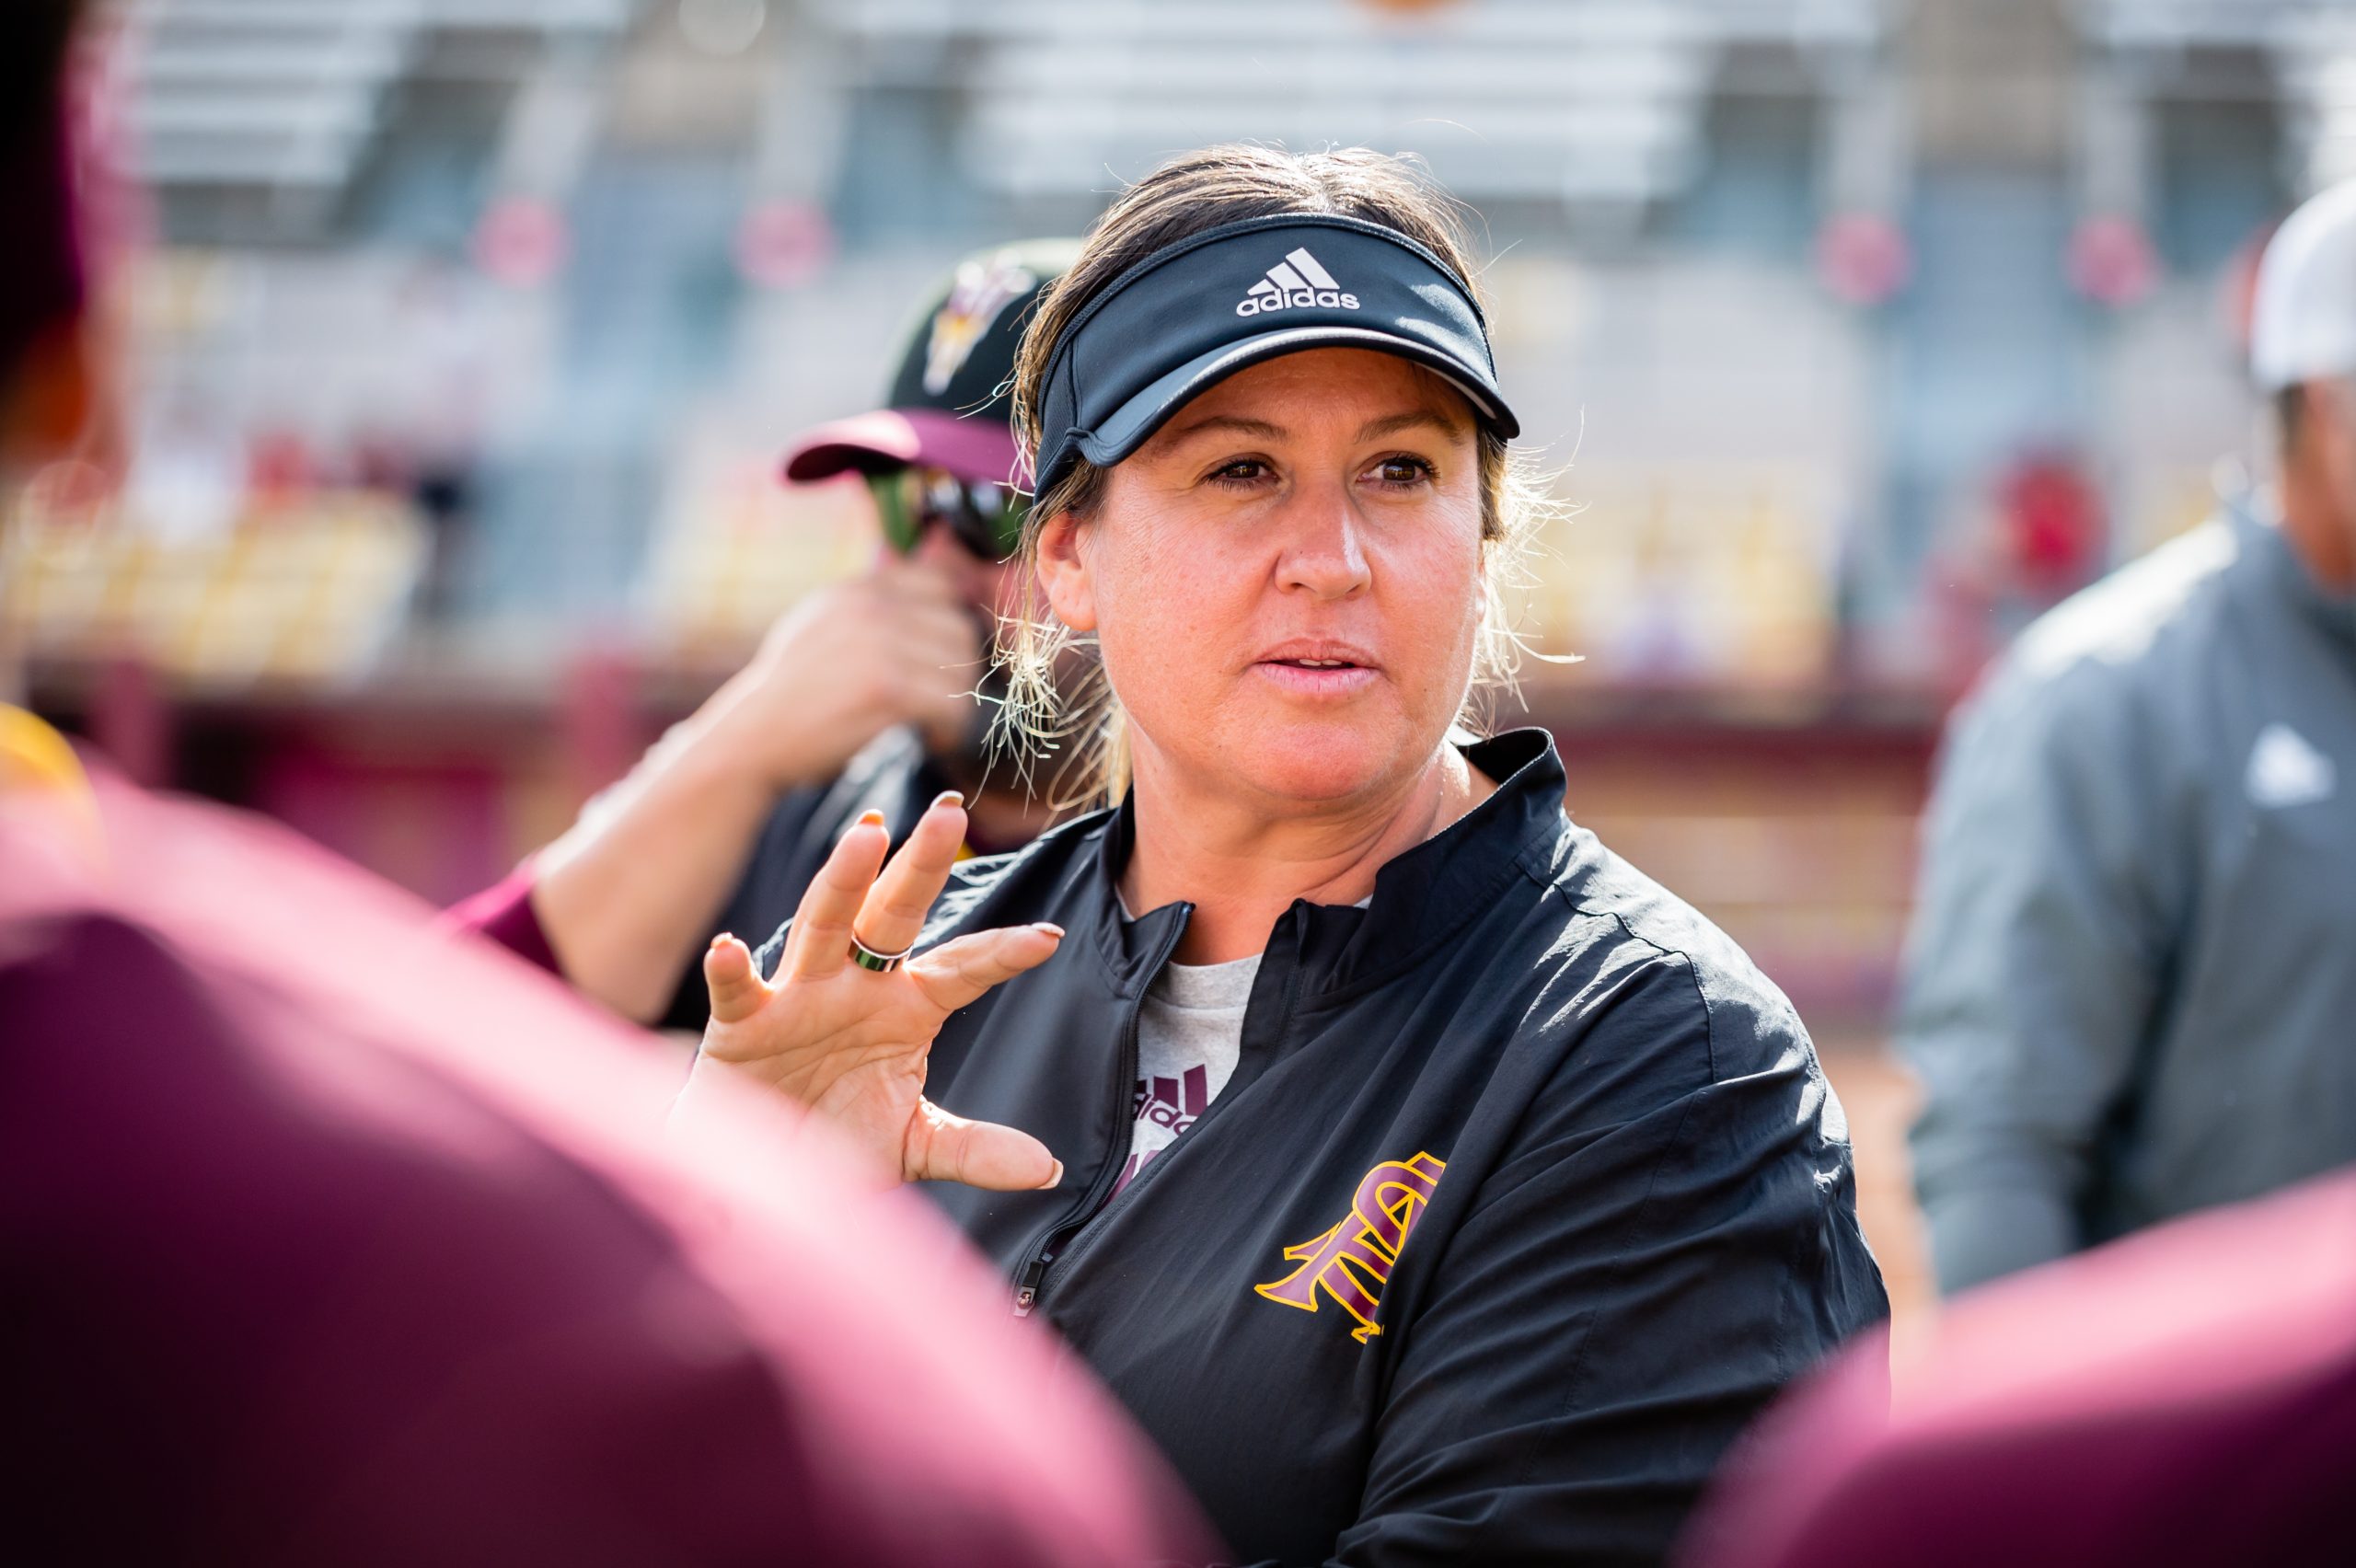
[
  {"xmin": 710, "ymin": 559, "xmax": 986, "ymax": 794},
  {"xmin": 693, "ymin": 791, "xmax": 1066, "ymax": 1191}
]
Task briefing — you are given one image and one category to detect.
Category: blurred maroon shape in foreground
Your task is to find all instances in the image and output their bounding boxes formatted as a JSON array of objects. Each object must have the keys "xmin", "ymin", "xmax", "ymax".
[
  {"xmin": 1680, "ymin": 1168, "xmax": 2356, "ymax": 1568},
  {"xmin": 0, "ymin": 767, "xmax": 1212, "ymax": 1567}
]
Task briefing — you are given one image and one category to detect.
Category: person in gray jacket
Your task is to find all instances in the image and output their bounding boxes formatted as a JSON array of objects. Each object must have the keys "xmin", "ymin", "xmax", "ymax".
[{"xmin": 1900, "ymin": 181, "xmax": 2356, "ymax": 1296}]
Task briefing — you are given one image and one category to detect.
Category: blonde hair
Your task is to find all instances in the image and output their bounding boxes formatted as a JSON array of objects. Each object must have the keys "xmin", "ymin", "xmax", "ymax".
[{"xmin": 996, "ymin": 144, "xmax": 1552, "ymax": 807}]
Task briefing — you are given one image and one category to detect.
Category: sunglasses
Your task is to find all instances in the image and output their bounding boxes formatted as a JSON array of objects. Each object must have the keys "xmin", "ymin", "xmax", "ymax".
[{"xmin": 865, "ymin": 467, "xmax": 1028, "ymax": 561}]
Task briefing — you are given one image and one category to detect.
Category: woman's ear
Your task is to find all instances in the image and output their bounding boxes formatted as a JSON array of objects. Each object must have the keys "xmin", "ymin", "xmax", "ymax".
[{"xmin": 1034, "ymin": 507, "xmax": 1098, "ymax": 633}]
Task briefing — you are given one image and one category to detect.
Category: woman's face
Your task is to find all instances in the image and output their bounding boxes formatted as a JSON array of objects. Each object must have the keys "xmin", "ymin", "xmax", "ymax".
[{"xmin": 1038, "ymin": 347, "xmax": 1487, "ymax": 812}]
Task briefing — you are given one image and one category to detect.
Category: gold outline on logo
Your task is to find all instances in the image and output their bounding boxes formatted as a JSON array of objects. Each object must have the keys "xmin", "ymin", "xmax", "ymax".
[{"xmin": 1253, "ymin": 1151, "xmax": 1446, "ymax": 1343}]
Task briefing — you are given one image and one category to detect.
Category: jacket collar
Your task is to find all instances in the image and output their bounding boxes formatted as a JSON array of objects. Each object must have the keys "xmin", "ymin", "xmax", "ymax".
[
  {"xmin": 1074, "ymin": 728, "xmax": 1567, "ymax": 999},
  {"xmin": 1080, "ymin": 799, "xmax": 1186, "ymax": 996}
]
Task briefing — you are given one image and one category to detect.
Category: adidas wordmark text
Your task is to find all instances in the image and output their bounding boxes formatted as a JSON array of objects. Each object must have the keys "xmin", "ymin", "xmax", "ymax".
[{"xmin": 1237, "ymin": 247, "xmax": 1360, "ymax": 317}]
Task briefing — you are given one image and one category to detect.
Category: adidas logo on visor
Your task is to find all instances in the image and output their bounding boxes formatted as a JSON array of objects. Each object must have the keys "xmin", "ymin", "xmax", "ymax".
[{"xmin": 1235, "ymin": 248, "xmax": 1361, "ymax": 317}]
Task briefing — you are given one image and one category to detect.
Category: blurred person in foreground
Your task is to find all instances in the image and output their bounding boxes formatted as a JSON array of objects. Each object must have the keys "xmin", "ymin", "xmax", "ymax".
[
  {"xmin": 677, "ymin": 143, "xmax": 1888, "ymax": 1564},
  {"xmin": 1899, "ymin": 182, "xmax": 2356, "ymax": 1296},
  {"xmin": 3, "ymin": 796, "xmax": 1209, "ymax": 1566},
  {"xmin": 452, "ymin": 243, "xmax": 1072, "ymax": 1028},
  {"xmin": 1, "ymin": 9, "xmax": 1207, "ymax": 1562},
  {"xmin": 1677, "ymin": 1168, "xmax": 2355, "ymax": 1567}
]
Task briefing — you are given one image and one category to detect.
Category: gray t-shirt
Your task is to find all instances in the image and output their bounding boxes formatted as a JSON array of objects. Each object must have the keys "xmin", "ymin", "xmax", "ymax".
[
  {"xmin": 1114, "ymin": 895, "xmax": 1372, "ymax": 1194},
  {"xmin": 1116, "ymin": 951, "xmax": 1256, "ymax": 1193}
]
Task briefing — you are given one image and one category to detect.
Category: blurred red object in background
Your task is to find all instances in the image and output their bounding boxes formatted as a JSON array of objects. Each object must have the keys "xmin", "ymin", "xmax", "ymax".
[
  {"xmin": 473, "ymin": 195, "xmax": 569, "ymax": 288},
  {"xmin": 1997, "ymin": 452, "xmax": 2106, "ymax": 604},
  {"xmin": 1817, "ymin": 213, "xmax": 1911, "ymax": 307},
  {"xmin": 736, "ymin": 198, "xmax": 836, "ymax": 289},
  {"xmin": 2067, "ymin": 213, "xmax": 2161, "ymax": 308}
]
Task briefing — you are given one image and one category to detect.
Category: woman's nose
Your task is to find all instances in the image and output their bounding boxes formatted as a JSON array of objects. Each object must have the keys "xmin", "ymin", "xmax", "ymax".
[{"xmin": 1275, "ymin": 482, "xmax": 1372, "ymax": 601}]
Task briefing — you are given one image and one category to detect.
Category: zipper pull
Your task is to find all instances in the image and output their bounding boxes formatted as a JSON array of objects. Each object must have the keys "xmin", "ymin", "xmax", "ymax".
[{"xmin": 1011, "ymin": 1250, "xmax": 1051, "ymax": 1318}]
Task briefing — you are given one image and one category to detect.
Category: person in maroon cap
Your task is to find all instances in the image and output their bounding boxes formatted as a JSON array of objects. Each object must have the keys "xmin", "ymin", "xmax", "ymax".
[
  {"xmin": 453, "ymin": 239, "xmax": 1078, "ymax": 1029},
  {"xmin": 2, "ymin": 12, "xmax": 1209, "ymax": 1561}
]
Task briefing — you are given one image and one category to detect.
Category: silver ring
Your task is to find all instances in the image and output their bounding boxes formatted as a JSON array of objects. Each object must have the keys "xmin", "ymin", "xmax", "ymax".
[{"xmin": 849, "ymin": 932, "xmax": 915, "ymax": 973}]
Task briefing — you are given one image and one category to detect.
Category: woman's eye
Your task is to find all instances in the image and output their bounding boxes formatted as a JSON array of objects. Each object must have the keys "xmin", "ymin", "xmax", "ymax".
[
  {"xmin": 1369, "ymin": 455, "xmax": 1436, "ymax": 488},
  {"xmin": 1208, "ymin": 458, "xmax": 1269, "ymax": 487}
]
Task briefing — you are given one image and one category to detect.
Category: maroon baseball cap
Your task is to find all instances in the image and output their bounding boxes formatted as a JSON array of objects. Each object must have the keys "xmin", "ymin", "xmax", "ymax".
[{"xmin": 783, "ymin": 237, "xmax": 1078, "ymax": 489}]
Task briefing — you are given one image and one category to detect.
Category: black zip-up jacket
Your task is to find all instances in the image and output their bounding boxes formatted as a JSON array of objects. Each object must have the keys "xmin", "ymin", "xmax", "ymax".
[{"xmin": 756, "ymin": 730, "xmax": 1888, "ymax": 1565}]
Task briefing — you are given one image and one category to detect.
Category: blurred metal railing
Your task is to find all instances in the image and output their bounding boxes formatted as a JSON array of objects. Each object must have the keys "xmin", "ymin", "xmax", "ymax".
[
  {"xmin": 118, "ymin": 0, "xmax": 638, "ymax": 192},
  {"xmin": 2077, "ymin": 0, "xmax": 2356, "ymax": 191},
  {"xmin": 816, "ymin": 0, "xmax": 1888, "ymax": 208}
]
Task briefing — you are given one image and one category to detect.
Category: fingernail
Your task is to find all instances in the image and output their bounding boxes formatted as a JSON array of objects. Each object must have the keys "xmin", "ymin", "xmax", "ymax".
[
  {"xmin": 856, "ymin": 809, "xmax": 884, "ymax": 826},
  {"xmin": 933, "ymin": 790, "xmax": 964, "ymax": 810},
  {"xmin": 710, "ymin": 932, "xmax": 730, "ymax": 951},
  {"xmin": 1033, "ymin": 922, "xmax": 1065, "ymax": 939},
  {"xmin": 1044, "ymin": 1159, "xmax": 1065, "ymax": 1190}
]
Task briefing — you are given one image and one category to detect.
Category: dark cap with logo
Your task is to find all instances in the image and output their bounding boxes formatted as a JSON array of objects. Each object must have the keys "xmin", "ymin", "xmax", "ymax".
[
  {"xmin": 782, "ymin": 236, "xmax": 1080, "ymax": 488},
  {"xmin": 1028, "ymin": 213, "xmax": 1518, "ymax": 498}
]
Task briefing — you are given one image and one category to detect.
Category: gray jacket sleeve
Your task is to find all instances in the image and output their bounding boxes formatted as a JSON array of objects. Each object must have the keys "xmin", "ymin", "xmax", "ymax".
[{"xmin": 1896, "ymin": 656, "xmax": 2182, "ymax": 1294}]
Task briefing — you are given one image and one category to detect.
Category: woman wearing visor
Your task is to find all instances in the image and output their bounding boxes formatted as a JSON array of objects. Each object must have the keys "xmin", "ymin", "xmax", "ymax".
[{"xmin": 687, "ymin": 147, "xmax": 1887, "ymax": 1564}]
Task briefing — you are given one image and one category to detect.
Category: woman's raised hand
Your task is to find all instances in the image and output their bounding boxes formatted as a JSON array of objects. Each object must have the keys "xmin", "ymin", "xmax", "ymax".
[{"xmin": 693, "ymin": 792, "xmax": 1068, "ymax": 1191}]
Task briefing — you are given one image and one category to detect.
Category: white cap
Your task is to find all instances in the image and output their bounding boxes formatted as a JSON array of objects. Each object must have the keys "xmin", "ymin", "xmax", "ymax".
[{"xmin": 2252, "ymin": 181, "xmax": 2356, "ymax": 391}]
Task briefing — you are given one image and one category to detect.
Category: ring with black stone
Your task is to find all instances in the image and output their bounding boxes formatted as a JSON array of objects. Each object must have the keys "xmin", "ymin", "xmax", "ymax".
[{"xmin": 849, "ymin": 932, "xmax": 914, "ymax": 973}]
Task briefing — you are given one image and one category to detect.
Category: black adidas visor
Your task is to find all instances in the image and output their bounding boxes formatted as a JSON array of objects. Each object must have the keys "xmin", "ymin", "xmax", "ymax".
[{"xmin": 1029, "ymin": 213, "xmax": 1519, "ymax": 496}]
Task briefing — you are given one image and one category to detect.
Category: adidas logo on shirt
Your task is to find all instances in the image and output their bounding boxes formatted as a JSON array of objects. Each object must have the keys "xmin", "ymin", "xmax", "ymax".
[
  {"xmin": 1236, "ymin": 248, "xmax": 1360, "ymax": 317},
  {"xmin": 2246, "ymin": 721, "xmax": 2337, "ymax": 809}
]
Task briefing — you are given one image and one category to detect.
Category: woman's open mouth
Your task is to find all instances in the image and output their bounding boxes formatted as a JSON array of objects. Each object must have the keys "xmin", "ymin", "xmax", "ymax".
[{"xmin": 1252, "ymin": 644, "xmax": 1380, "ymax": 698}]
